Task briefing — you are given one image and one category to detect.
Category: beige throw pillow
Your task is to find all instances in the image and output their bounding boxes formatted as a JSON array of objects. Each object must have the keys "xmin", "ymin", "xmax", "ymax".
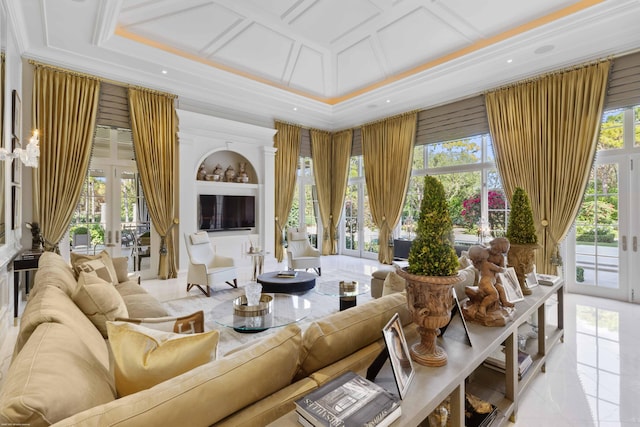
[
  {"xmin": 107, "ymin": 321, "xmax": 219, "ymax": 397},
  {"xmin": 382, "ymin": 270, "xmax": 406, "ymax": 296},
  {"xmin": 71, "ymin": 250, "xmax": 119, "ymax": 285},
  {"xmin": 111, "ymin": 256, "xmax": 130, "ymax": 283},
  {"xmin": 116, "ymin": 311, "xmax": 205, "ymax": 334},
  {"xmin": 73, "ymin": 272, "xmax": 129, "ymax": 338}
]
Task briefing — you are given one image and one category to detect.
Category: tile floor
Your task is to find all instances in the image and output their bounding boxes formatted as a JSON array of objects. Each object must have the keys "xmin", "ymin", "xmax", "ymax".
[{"xmin": 2, "ymin": 255, "xmax": 639, "ymax": 426}]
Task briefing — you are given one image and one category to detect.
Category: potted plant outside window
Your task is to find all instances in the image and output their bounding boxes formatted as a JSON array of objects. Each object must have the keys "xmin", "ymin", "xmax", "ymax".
[{"xmin": 396, "ymin": 175, "xmax": 461, "ymax": 367}]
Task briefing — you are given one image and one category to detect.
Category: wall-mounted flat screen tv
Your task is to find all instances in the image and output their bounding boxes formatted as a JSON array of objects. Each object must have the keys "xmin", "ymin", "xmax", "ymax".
[{"xmin": 199, "ymin": 194, "xmax": 256, "ymax": 231}]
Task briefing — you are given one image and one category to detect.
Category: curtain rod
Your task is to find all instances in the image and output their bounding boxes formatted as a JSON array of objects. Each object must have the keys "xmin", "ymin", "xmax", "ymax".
[
  {"xmin": 486, "ymin": 57, "xmax": 612, "ymax": 94},
  {"xmin": 28, "ymin": 59, "xmax": 177, "ymax": 99}
]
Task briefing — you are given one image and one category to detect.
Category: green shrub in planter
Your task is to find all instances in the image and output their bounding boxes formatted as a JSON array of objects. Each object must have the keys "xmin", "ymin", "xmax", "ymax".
[
  {"xmin": 506, "ymin": 187, "xmax": 538, "ymax": 245},
  {"xmin": 407, "ymin": 175, "xmax": 459, "ymax": 277},
  {"xmin": 576, "ymin": 266, "xmax": 585, "ymax": 283}
]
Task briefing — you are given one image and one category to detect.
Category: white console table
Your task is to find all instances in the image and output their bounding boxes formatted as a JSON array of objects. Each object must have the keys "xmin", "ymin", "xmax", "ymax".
[{"xmin": 271, "ymin": 279, "xmax": 564, "ymax": 426}]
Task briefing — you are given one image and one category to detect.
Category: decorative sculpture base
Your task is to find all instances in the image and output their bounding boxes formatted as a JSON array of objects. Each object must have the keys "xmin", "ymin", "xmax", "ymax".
[{"xmin": 461, "ymin": 299, "xmax": 515, "ymax": 327}]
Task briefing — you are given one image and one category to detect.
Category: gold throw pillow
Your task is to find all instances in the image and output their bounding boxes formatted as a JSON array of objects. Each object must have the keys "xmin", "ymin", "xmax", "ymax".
[{"xmin": 106, "ymin": 321, "xmax": 219, "ymax": 397}]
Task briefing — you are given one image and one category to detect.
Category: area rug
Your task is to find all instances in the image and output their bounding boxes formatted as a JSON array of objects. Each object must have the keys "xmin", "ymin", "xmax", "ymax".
[{"xmin": 163, "ymin": 272, "xmax": 373, "ymax": 356}]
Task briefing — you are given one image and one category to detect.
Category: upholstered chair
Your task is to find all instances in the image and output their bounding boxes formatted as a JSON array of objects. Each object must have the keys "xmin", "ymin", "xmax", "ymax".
[
  {"xmin": 286, "ymin": 227, "xmax": 321, "ymax": 276},
  {"xmin": 184, "ymin": 231, "xmax": 237, "ymax": 296}
]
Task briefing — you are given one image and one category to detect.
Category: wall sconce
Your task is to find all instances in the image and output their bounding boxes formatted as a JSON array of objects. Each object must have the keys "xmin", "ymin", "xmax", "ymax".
[{"xmin": 0, "ymin": 130, "xmax": 40, "ymax": 167}]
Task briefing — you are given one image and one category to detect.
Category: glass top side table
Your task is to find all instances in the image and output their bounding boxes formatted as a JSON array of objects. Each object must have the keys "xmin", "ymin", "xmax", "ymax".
[{"xmin": 315, "ymin": 281, "xmax": 370, "ymax": 311}]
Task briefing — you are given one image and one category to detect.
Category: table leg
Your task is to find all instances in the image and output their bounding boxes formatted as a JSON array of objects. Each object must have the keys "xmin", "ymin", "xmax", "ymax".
[{"xmin": 14, "ymin": 270, "xmax": 19, "ymax": 323}]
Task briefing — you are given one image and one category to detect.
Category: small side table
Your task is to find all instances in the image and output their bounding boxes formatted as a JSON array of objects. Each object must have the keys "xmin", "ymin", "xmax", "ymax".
[
  {"xmin": 14, "ymin": 250, "xmax": 43, "ymax": 323},
  {"xmin": 315, "ymin": 281, "xmax": 370, "ymax": 311},
  {"xmin": 247, "ymin": 251, "xmax": 266, "ymax": 282}
]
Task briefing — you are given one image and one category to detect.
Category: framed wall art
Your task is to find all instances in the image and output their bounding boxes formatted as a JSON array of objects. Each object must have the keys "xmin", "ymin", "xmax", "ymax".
[
  {"xmin": 11, "ymin": 89, "xmax": 20, "ymax": 140},
  {"xmin": 11, "ymin": 137, "xmax": 20, "ymax": 184}
]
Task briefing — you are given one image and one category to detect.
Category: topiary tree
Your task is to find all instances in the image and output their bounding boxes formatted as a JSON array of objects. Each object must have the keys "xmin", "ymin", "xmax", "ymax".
[
  {"xmin": 407, "ymin": 175, "xmax": 460, "ymax": 277},
  {"xmin": 506, "ymin": 187, "xmax": 538, "ymax": 245}
]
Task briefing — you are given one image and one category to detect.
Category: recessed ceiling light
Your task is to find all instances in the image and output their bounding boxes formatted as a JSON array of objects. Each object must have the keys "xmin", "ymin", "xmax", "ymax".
[
  {"xmin": 506, "ymin": 59, "xmax": 513, "ymax": 64},
  {"xmin": 293, "ymin": 107, "xmax": 298, "ymax": 111},
  {"xmin": 161, "ymin": 69, "xmax": 168, "ymax": 74},
  {"xmin": 386, "ymin": 99, "xmax": 391, "ymax": 103},
  {"xmin": 534, "ymin": 45, "xmax": 555, "ymax": 54}
]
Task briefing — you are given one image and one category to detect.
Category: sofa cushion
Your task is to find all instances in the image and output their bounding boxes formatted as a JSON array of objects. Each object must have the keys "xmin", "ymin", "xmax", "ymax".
[
  {"xmin": 107, "ymin": 321, "xmax": 219, "ymax": 397},
  {"xmin": 71, "ymin": 250, "xmax": 119, "ymax": 285},
  {"xmin": 296, "ymin": 292, "xmax": 409, "ymax": 380},
  {"xmin": 14, "ymin": 285, "xmax": 109, "ymax": 369},
  {"xmin": 73, "ymin": 272, "xmax": 129, "ymax": 338},
  {"xmin": 56, "ymin": 324, "xmax": 302, "ymax": 427},
  {"xmin": 112, "ymin": 256, "xmax": 130, "ymax": 283},
  {"xmin": 121, "ymin": 293, "xmax": 169, "ymax": 318},
  {"xmin": 0, "ymin": 323, "xmax": 116, "ymax": 427},
  {"xmin": 115, "ymin": 280, "xmax": 148, "ymax": 296},
  {"xmin": 29, "ymin": 252, "xmax": 79, "ymax": 298},
  {"xmin": 115, "ymin": 310, "xmax": 205, "ymax": 334}
]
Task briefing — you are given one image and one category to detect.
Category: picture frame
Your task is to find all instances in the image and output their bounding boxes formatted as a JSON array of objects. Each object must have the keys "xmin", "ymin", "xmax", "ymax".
[
  {"xmin": 11, "ymin": 184, "xmax": 20, "ymax": 230},
  {"xmin": 382, "ymin": 313, "xmax": 414, "ymax": 399},
  {"xmin": 525, "ymin": 264, "xmax": 539, "ymax": 289},
  {"xmin": 12, "ymin": 89, "xmax": 21, "ymax": 140},
  {"xmin": 500, "ymin": 267, "xmax": 524, "ymax": 303},
  {"xmin": 440, "ymin": 288, "xmax": 473, "ymax": 347},
  {"xmin": 11, "ymin": 137, "xmax": 21, "ymax": 184}
]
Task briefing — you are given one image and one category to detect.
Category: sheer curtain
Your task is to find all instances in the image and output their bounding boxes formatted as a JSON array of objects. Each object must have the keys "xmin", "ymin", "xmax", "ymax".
[
  {"xmin": 274, "ymin": 121, "xmax": 301, "ymax": 262},
  {"xmin": 128, "ymin": 87, "xmax": 179, "ymax": 279},
  {"xmin": 311, "ymin": 129, "xmax": 352, "ymax": 254},
  {"xmin": 362, "ymin": 113, "xmax": 416, "ymax": 264},
  {"xmin": 486, "ymin": 61, "xmax": 610, "ymax": 274},
  {"xmin": 32, "ymin": 64, "xmax": 100, "ymax": 252}
]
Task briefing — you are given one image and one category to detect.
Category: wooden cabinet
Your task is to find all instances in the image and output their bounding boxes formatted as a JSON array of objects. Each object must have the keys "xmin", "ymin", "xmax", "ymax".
[{"xmin": 270, "ymin": 279, "xmax": 564, "ymax": 426}]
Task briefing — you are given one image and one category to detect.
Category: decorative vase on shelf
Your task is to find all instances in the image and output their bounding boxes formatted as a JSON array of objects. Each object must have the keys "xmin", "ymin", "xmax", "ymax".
[
  {"xmin": 396, "ymin": 269, "xmax": 461, "ymax": 366},
  {"xmin": 398, "ymin": 175, "xmax": 461, "ymax": 367}
]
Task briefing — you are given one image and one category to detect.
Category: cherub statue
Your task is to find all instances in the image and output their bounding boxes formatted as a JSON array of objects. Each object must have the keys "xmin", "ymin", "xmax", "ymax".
[{"xmin": 462, "ymin": 240, "xmax": 515, "ymax": 326}]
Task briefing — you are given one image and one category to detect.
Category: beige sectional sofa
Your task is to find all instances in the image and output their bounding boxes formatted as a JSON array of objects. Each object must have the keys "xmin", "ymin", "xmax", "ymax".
[{"xmin": 0, "ymin": 251, "xmax": 412, "ymax": 427}]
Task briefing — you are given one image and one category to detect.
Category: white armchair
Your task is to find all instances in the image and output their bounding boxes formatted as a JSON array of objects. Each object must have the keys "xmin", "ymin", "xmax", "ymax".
[
  {"xmin": 286, "ymin": 227, "xmax": 321, "ymax": 276},
  {"xmin": 184, "ymin": 232, "xmax": 237, "ymax": 297}
]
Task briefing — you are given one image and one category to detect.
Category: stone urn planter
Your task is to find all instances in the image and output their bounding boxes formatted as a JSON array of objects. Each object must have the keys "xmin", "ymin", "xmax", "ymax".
[
  {"xmin": 507, "ymin": 243, "xmax": 539, "ymax": 295},
  {"xmin": 396, "ymin": 268, "xmax": 463, "ymax": 367}
]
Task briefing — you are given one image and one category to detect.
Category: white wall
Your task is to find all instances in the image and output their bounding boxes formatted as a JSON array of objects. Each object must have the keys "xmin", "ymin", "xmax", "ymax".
[{"xmin": 177, "ymin": 109, "xmax": 276, "ymax": 271}]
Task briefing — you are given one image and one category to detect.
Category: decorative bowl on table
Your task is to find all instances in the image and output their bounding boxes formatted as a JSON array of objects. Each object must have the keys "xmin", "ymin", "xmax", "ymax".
[{"xmin": 233, "ymin": 294, "xmax": 273, "ymax": 317}]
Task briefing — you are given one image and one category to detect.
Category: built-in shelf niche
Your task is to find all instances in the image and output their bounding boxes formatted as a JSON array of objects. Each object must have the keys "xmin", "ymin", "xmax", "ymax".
[{"xmin": 196, "ymin": 151, "xmax": 258, "ymax": 184}]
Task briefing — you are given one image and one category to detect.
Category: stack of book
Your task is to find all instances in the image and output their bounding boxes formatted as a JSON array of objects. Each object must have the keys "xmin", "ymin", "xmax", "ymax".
[
  {"xmin": 483, "ymin": 346, "xmax": 533, "ymax": 380},
  {"xmin": 295, "ymin": 371, "xmax": 401, "ymax": 427},
  {"xmin": 536, "ymin": 274, "xmax": 561, "ymax": 286},
  {"xmin": 277, "ymin": 270, "xmax": 298, "ymax": 278}
]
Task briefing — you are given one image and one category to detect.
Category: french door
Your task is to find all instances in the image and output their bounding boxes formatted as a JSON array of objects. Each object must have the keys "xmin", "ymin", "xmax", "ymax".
[
  {"xmin": 68, "ymin": 126, "xmax": 152, "ymax": 276},
  {"xmin": 567, "ymin": 154, "xmax": 639, "ymax": 302}
]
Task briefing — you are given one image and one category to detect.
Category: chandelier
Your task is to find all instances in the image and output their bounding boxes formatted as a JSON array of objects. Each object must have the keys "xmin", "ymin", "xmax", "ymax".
[{"xmin": 0, "ymin": 130, "xmax": 40, "ymax": 167}]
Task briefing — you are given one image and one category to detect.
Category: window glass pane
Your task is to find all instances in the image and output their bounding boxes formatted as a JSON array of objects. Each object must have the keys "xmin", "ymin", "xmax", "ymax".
[
  {"xmin": 598, "ymin": 109, "xmax": 624, "ymax": 150},
  {"xmin": 286, "ymin": 182, "xmax": 299, "ymax": 229},
  {"xmin": 427, "ymin": 136, "xmax": 482, "ymax": 168},
  {"xmin": 349, "ymin": 156, "xmax": 362, "ymax": 178},
  {"xmin": 344, "ymin": 184, "xmax": 359, "ymax": 250},
  {"xmin": 302, "ymin": 157, "xmax": 312, "ymax": 177},
  {"xmin": 363, "ymin": 187, "xmax": 378, "ymax": 254},
  {"xmin": 400, "ymin": 175, "xmax": 423, "ymax": 240},
  {"xmin": 486, "ymin": 135, "xmax": 495, "ymax": 162},
  {"xmin": 437, "ymin": 171, "xmax": 481, "ymax": 244},
  {"xmin": 487, "ymin": 169, "xmax": 508, "ymax": 238},
  {"xmin": 412, "ymin": 145, "xmax": 424, "ymax": 170},
  {"xmin": 70, "ymin": 169, "xmax": 106, "ymax": 254},
  {"xmin": 305, "ymin": 184, "xmax": 318, "ymax": 248}
]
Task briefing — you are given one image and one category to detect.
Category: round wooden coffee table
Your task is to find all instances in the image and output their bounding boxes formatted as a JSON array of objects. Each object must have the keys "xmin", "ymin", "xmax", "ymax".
[{"xmin": 257, "ymin": 271, "xmax": 316, "ymax": 293}]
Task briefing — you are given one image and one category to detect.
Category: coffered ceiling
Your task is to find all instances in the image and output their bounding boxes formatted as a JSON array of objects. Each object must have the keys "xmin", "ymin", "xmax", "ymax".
[{"xmin": 7, "ymin": 0, "xmax": 640, "ymax": 129}]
